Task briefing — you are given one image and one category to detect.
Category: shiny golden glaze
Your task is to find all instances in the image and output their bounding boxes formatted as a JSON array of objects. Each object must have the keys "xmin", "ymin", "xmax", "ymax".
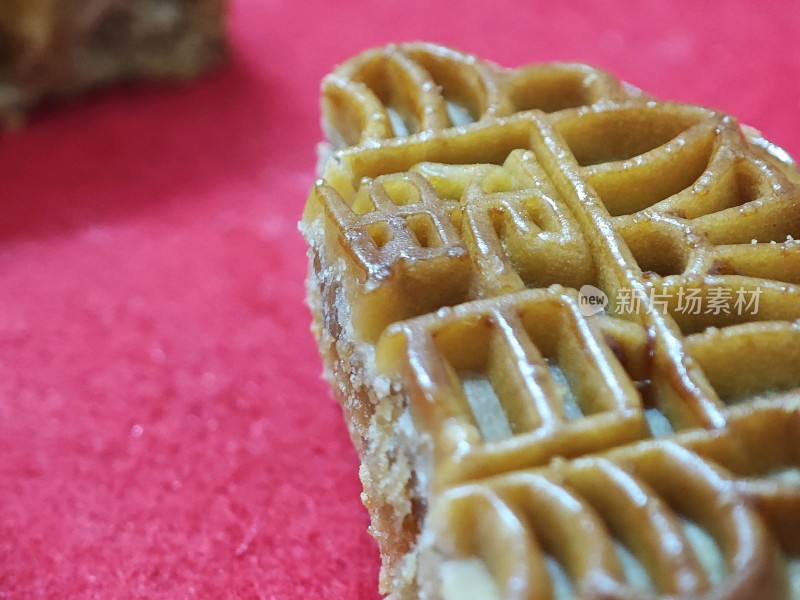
[
  {"xmin": 303, "ymin": 43, "xmax": 800, "ymax": 599},
  {"xmin": 433, "ymin": 406, "xmax": 800, "ymax": 600},
  {"xmin": 320, "ymin": 43, "xmax": 636, "ymax": 147}
]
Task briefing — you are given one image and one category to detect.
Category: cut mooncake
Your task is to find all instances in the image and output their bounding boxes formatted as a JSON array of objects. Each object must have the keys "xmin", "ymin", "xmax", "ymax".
[{"xmin": 302, "ymin": 43, "xmax": 800, "ymax": 599}]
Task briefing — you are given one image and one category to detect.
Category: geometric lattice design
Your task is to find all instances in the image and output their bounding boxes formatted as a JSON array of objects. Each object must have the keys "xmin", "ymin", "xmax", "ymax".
[
  {"xmin": 434, "ymin": 404, "xmax": 800, "ymax": 599},
  {"xmin": 314, "ymin": 150, "xmax": 595, "ymax": 337},
  {"xmin": 302, "ymin": 43, "xmax": 800, "ymax": 599},
  {"xmin": 321, "ymin": 42, "xmax": 636, "ymax": 147},
  {"xmin": 376, "ymin": 288, "xmax": 648, "ymax": 486}
]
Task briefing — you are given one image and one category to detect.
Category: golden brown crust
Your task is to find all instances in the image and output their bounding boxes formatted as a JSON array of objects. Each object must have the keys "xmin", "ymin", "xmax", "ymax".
[
  {"xmin": 321, "ymin": 42, "xmax": 640, "ymax": 148},
  {"xmin": 302, "ymin": 43, "xmax": 800, "ymax": 599}
]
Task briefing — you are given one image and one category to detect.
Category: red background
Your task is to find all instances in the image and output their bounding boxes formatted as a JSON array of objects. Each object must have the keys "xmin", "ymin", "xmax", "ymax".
[{"xmin": 1, "ymin": 1, "xmax": 798, "ymax": 598}]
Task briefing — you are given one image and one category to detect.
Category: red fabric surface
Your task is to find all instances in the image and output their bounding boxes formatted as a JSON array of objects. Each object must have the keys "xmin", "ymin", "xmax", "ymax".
[{"xmin": 1, "ymin": 1, "xmax": 798, "ymax": 598}]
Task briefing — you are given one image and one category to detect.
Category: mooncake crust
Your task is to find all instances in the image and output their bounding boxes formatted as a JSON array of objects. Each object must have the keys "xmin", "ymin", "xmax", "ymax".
[{"xmin": 303, "ymin": 43, "xmax": 800, "ymax": 599}]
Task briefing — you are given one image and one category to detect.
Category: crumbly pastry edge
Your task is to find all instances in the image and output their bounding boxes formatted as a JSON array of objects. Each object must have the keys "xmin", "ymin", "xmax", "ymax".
[{"xmin": 301, "ymin": 215, "xmax": 437, "ymax": 599}]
